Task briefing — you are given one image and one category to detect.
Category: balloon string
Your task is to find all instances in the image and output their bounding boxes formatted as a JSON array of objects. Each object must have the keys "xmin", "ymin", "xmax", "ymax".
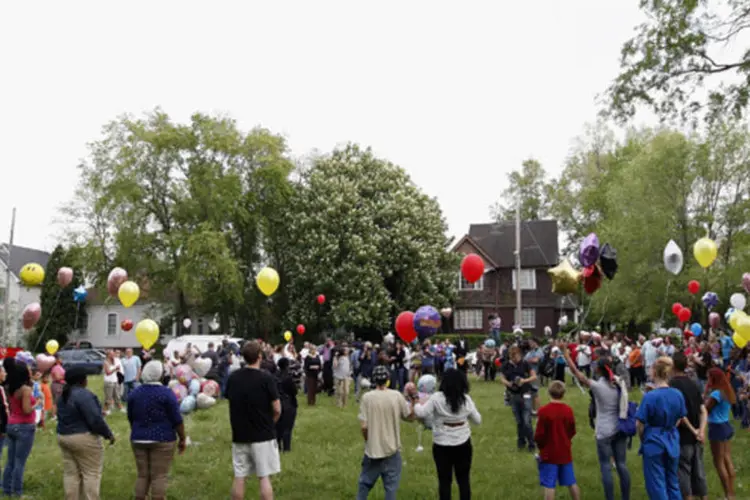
[
  {"xmin": 595, "ymin": 282, "xmax": 611, "ymax": 327},
  {"xmin": 658, "ymin": 279, "xmax": 673, "ymax": 327},
  {"xmin": 33, "ymin": 290, "xmax": 62, "ymax": 353}
]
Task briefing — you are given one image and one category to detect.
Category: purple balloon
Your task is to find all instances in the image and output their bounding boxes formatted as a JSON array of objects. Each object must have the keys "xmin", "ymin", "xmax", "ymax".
[
  {"xmin": 579, "ymin": 233, "xmax": 600, "ymax": 268},
  {"xmin": 743, "ymin": 273, "xmax": 750, "ymax": 294},
  {"xmin": 708, "ymin": 311, "xmax": 721, "ymax": 329},
  {"xmin": 413, "ymin": 305, "xmax": 441, "ymax": 340},
  {"xmin": 702, "ymin": 292, "xmax": 719, "ymax": 310}
]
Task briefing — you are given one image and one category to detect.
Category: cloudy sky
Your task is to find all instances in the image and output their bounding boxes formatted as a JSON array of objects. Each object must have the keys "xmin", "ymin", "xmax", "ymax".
[{"xmin": 1, "ymin": 1, "xmax": 645, "ymax": 251}]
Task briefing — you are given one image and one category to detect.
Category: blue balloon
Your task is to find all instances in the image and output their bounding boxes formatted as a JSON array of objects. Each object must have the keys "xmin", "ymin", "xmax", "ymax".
[
  {"xmin": 725, "ymin": 308, "xmax": 736, "ymax": 322},
  {"xmin": 188, "ymin": 378, "xmax": 201, "ymax": 396},
  {"xmin": 73, "ymin": 285, "xmax": 87, "ymax": 303},
  {"xmin": 413, "ymin": 306, "xmax": 441, "ymax": 340},
  {"xmin": 180, "ymin": 395, "xmax": 196, "ymax": 414},
  {"xmin": 690, "ymin": 322, "xmax": 703, "ymax": 336},
  {"xmin": 702, "ymin": 292, "xmax": 719, "ymax": 310}
]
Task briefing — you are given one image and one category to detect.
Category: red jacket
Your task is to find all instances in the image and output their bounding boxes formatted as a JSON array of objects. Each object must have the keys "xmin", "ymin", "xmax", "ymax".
[{"xmin": 534, "ymin": 401, "xmax": 576, "ymax": 464}]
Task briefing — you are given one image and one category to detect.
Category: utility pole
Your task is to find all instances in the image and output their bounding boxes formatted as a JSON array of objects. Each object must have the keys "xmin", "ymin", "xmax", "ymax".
[
  {"xmin": 3, "ymin": 208, "xmax": 16, "ymax": 345},
  {"xmin": 515, "ymin": 200, "xmax": 522, "ymax": 329}
]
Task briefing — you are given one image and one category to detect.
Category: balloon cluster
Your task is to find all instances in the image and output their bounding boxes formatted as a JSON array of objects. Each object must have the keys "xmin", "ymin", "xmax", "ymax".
[
  {"xmin": 547, "ymin": 233, "xmax": 617, "ymax": 296},
  {"xmin": 167, "ymin": 359, "xmax": 221, "ymax": 415},
  {"xmin": 395, "ymin": 306, "xmax": 442, "ymax": 344}
]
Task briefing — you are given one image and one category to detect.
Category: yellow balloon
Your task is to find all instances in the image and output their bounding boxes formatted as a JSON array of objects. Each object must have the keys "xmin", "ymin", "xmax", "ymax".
[
  {"xmin": 729, "ymin": 310, "xmax": 746, "ymax": 331},
  {"xmin": 547, "ymin": 259, "xmax": 581, "ymax": 295},
  {"xmin": 135, "ymin": 319, "xmax": 159, "ymax": 350},
  {"xmin": 284, "ymin": 331, "xmax": 292, "ymax": 342},
  {"xmin": 19, "ymin": 263, "xmax": 45, "ymax": 287},
  {"xmin": 45, "ymin": 339, "xmax": 59, "ymax": 355},
  {"xmin": 256, "ymin": 267, "xmax": 280, "ymax": 297},
  {"xmin": 118, "ymin": 281, "xmax": 140, "ymax": 308},
  {"xmin": 733, "ymin": 332, "xmax": 748, "ymax": 349},
  {"xmin": 693, "ymin": 237, "xmax": 718, "ymax": 268}
]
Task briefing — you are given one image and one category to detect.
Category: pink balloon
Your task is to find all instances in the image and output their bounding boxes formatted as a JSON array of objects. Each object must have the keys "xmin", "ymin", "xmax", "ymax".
[
  {"xmin": 22, "ymin": 303, "xmax": 41, "ymax": 330},
  {"xmin": 743, "ymin": 273, "xmax": 750, "ymax": 294},
  {"xmin": 57, "ymin": 267, "xmax": 73, "ymax": 288},
  {"xmin": 35, "ymin": 354, "xmax": 55, "ymax": 372},
  {"xmin": 708, "ymin": 311, "xmax": 721, "ymax": 329},
  {"xmin": 200, "ymin": 380, "xmax": 220, "ymax": 398},
  {"xmin": 107, "ymin": 267, "xmax": 128, "ymax": 297}
]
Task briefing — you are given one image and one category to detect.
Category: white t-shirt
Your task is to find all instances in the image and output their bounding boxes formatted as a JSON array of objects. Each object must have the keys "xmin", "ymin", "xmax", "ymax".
[
  {"xmin": 576, "ymin": 345, "xmax": 592, "ymax": 367},
  {"xmin": 103, "ymin": 358, "xmax": 122, "ymax": 384},
  {"xmin": 415, "ymin": 392, "xmax": 482, "ymax": 446}
]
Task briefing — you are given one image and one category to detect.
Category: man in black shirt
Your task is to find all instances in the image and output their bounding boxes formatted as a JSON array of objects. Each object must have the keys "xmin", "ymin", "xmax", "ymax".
[
  {"xmin": 454, "ymin": 334, "xmax": 468, "ymax": 373},
  {"xmin": 499, "ymin": 346, "xmax": 537, "ymax": 451},
  {"xmin": 388, "ymin": 341, "xmax": 406, "ymax": 391},
  {"xmin": 669, "ymin": 352, "xmax": 708, "ymax": 500},
  {"xmin": 226, "ymin": 341, "xmax": 281, "ymax": 500}
]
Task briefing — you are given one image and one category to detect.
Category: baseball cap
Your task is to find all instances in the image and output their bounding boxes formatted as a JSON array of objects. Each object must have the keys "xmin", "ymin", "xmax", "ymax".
[{"xmin": 372, "ymin": 365, "xmax": 390, "ymax": 386}]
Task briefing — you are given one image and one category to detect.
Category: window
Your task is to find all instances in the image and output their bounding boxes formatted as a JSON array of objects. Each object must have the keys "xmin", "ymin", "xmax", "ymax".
[
  {"xmin": 198, "ymin": 318, "xmax": 204, "ymax": 335},
  {"xmin": 107, "ymin": 313, "xmax": 118, "ymax": 336},
  {"xmin": 78, "ymin": 313, "xmax": 89, "ymax": 335},
  {"xmin": 0, "ymin": 287, "xmax": 4, "ymax": 303},
  {"xmin": 454, "ymin": 309, "xmax": 483, "ymax": 330},
  {"xmin": 512, "ymin": 269, "xmax": 536, "ymax": 290},
  {"xmin": 457, "ymin": 272, "xmax": 484, "ymax": 291},
  {"xmin": 514, "ymin": 308, "xmax": 536, "ymax": 329}
]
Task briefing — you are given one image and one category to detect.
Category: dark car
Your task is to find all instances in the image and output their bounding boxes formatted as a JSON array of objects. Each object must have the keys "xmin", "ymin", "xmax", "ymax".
[{"xmin": 57, "ymin": 349, "xmax": 104, "ymax": 375}]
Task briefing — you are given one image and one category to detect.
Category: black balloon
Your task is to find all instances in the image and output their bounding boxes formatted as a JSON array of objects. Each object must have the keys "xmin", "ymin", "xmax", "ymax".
[{"xmin": 599, "ymin": 243, "xmax": 618, "ymax": 280}]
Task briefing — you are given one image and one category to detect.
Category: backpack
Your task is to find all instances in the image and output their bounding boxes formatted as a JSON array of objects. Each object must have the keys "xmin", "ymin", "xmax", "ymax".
[{"xmin": 617, "ymin": 397, "xmax": 638, "ymax": 437}]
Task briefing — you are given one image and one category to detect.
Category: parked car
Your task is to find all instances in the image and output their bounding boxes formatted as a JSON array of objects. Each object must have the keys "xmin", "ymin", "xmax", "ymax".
[{"xmin": 57, "ymin": 349, "xmax": 104, "ymax": 375}]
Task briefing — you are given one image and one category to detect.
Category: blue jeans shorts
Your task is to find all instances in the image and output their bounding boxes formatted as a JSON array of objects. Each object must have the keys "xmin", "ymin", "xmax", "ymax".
[
  {"xmin": 708, "ymin": 421, "xmax": 734, "ymax": 442},
  {"xmin": 538, "ymin": 461, "xmax": 576, "ymax": 488}
]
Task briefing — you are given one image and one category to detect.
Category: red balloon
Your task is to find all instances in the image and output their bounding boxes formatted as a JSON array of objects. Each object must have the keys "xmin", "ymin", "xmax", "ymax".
[
  {"xmin": 687, "ymin": 280, "xmax": 700, "ymax": 295},
  {"xmin": 678, "ymin": 307, "xmax": 691, "ymax": 322},
  {"xmin": 121, "ymin": 319, "xmax": 133, "ymax": 332},
  {"xmin": 671, "ymin": 302, "xmax": 683, "ymax": 315},
  {"xmin": 395, "ymin": 311, "xmax": 417, "ymax": 343},
  {"xmin": 460, "ymin": 253, "xmax": 484, "ymax": 284},
  {"xmin": 317, "ymin": 294, "xmax": 326, "ymax": 305},
  {"xmin": 494, "ymin": 358, "xmax": 501, "ymax": 368},
  {"xmin": 296, "ymin": 324, "xmax": 305, "ymax": 335}
]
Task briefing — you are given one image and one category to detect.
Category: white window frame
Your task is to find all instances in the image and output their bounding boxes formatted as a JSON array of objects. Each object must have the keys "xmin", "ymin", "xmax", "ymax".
[
  {"xmin": 514, "ymin": 308, "xmax": 536, "ymax": 329},
  {"xmin": 107, "ymin": 312, "xmax": 118, "ymax": 336},
  {"xmin": 457, "ymin": 272, "xmax": 484, "ymax": 291},
  {"xmin": 454, "ymin": 309, "xmax": 483, "ymax": 330},
  {"xmin": 512, "ymin": 269, "xmax": 537, "ymax": 290}
]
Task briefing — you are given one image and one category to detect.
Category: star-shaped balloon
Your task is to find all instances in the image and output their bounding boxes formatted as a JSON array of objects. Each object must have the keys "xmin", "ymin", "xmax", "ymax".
[
  {"xmin": 548, "ymin": 259, "xmax": 581, "ymax": 295},
  {"xmin": 73, "ymin": 285, "xmax": 87, "ymax": 303}
]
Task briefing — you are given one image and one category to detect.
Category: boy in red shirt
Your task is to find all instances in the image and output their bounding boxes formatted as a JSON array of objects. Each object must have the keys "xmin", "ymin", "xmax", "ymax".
[{"xmin": 534, "ymin": 381, "xmax": 580, "ymax": 500}]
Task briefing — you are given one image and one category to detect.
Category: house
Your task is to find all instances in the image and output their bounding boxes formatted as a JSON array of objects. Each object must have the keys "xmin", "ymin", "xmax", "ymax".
[
  {"xmin": 451, "ymin": 220, "xmax": 576, "ymax": 337},
  {"xmin": 0, "ymin": 244, "xmax": 51, "ymax": 345},
  {"xmin": 73, "ymin": 287, "xmax": 217, "ymax": 349}
]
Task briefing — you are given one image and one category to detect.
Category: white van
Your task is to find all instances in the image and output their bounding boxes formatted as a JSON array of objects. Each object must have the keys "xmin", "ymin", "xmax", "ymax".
[{"xmin": 162, "ymin": 335, "xmax": 243, "ymax": 361}]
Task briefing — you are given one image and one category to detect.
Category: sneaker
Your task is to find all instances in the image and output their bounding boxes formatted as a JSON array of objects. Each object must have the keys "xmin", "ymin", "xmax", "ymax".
[{"xmin": 528, "ymin": 445, "xmax": 536, "ymax": 453}]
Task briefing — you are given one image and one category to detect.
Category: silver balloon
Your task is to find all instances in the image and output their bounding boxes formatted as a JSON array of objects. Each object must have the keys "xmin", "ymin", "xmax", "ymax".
[{"xmin": 663, "ymin": 240, "xmax": 684, "ymax": 275}]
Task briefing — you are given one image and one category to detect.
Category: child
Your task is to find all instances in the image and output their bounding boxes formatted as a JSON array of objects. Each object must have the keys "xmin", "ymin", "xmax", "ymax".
[
  {"xmin": 534, "ymin": 381, "xmax": 581, "ymax": 500},
  {"xmin": 41, "ymin": 372, "xmax": 53, "ymax": 426},
  {"xmin": 31, "ymin": 369, "xmax": 45, "ymax": 429}
]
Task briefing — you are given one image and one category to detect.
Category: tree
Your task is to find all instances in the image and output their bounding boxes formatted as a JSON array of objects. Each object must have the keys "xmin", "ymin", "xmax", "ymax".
[
  {"xmin": 606, "ymin": 0, "xmax": 750, "ymax": 124},
  {"xmin": 30, "ymin": 245, "xmax": 86, "ymax": 350},
  {"xmin": 491, "ymin": 158, "xmax": 549, "ymax": 222},
  {"xmin": 277, "ymin": 144, "xmax": 458, "ymax": 337}
]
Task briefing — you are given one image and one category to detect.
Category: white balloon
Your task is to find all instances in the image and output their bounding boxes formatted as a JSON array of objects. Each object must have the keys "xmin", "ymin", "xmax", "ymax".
[
  {"xmin": 663, "ymin": 240, "xmax": 684, "ymax": 275},
  {"xmin": 730, "ymin": 293, "xmax": 747, "ymax": 310},
  {"xmin": 183, "ymin": 318, "xmax": 192, "ymax": 329},
  {"xmin": 544, "ymin": 326, "xmax": 552, "ymax": 336},
  {"xmin": 558, "ymin": 315, "xmax": 568, "ymax": 327},
  {"xmin": 209, "ymin": 319, "xmax": 219, "ymax": 331}
]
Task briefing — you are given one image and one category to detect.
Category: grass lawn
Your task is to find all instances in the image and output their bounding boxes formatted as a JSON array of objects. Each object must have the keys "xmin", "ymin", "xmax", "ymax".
[{"xmin": 18, "ymin": 375, "xmax": 750, "ymax": 499}]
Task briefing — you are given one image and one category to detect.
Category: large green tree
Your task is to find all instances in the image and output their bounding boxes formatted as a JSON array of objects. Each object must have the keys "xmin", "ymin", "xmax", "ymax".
[
  {"xmin": 277, "ymin": 144, "xmax": 458, "ymax": 337},
  {"xmin": 607, "ymin": 0, "xmax": 750, "ymax": 123},
  {"xmin": 491, "ymin": 158, "xmax": 549, "ymax": 222}
]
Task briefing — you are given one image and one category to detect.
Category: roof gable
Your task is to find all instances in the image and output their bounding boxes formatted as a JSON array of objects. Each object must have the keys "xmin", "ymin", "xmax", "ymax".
[
  {"xmin": 0, "ymin": 244, "xmax": 51, "ymax": 278},
  {"xmin": 468, "ymin": 219, "xmax": 559, "ymax": 268},
  {"xmin": 450, "ymin": 235, "xmax": 500, "ymax": 269}
]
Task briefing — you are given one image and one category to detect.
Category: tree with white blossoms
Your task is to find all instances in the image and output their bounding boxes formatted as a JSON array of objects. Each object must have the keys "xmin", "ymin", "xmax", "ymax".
[{"xmin": 278, "ymin": 144, "xmax": 458, "ymax": 335}]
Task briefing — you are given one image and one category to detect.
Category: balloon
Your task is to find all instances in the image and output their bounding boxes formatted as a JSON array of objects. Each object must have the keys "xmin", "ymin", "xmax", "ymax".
[
  {"xmin": 579, "ymin": 233, "xmax": 600, "ymax": 268},
  {"xmin": 582, "ymin": 265, "xmax": 602, "ymax": 295},
  {"xmin": 494, "ymin": 358, "xmax": 501, "ymax": 367},
  {"xmin": 209, "ymin": 319, "xmax": 219, "ymax": 331},
  {"xmin": 687, "ymin": 280, "xmax": 700, "ymax": 295},
  {"xmin": 35, "ymin": 354, "xmax": 55, "ymax": 372},
  {"xmin": 702, "ymin": 292, "xmax": 719, "ymax": 310},
  {"xmin": 196, "ymin": 392, "xmax": 217, "ymax": 409},
  {"xmin": 484, "ymin": 339, "xmax": 496, "ymax": 348},
  {"xmin": 118, "ymin": 281, "xmax": 140, "ymax": 308},
  {"xmin": 317, "ymin": 294, "xmax": 326, "ymax": 305},
  {"xmin": 45, "ymin": 339, "xmax": 59, "ymax": 355},
  {"xmin": 200, "ymin": 379, "xmax": 220, "ymax": 398},
  {"xmin": 733, "ymin": 333, "xmax": 748, "ymax": 348},
  {"xmin": 677, "ymin": 307, "xmax": 691, "ymax": 323},
  {"xmin": 417, "ymin": 374, "xmax": 437, "ymax": 394},
  {"xmin": 729, "ymin": 310, "xmax": 745, "ymax": 330},
  {"xmin": 190, "ymin": 357, "xmax": 212, "ymax": 377},
  {"xmin": 743, "ymin": 273, "xmax": 750, "ymax": 294},
  {"xmin": 671, "ymin": 303, "xmax": 683, "ymax": 315},
  {"xmin": 663, "ymin": 240, "xmax": 684, "ymax": 275},
  {"xmin": 21, "ymin": 303, "xmax": 41, "ymax": 330},
  {"xmin": 73, "ymin": 285, "xmax": 87, "ymax": 303},
  {"xmin": 256, "ymin": 267, "xmax": 280, "ymax": 297},
  {"xmin": 735, "ymin": 314, "xmax": 750, "ymax": 341},
  {"xmin": 725, "ymin": 307, "xmax": 736, "ymax": 322},
  {"xmin": 558, "ymin": 315, "xmax": 568, "ymax": 326},
  {"xmin": 56, "ymin": 267, "xmax": 73, "ymax": 288},
  {"xmin": 296, "ymin": 324, "xmax": 305, "ymax": 335},
  {"xmin": 460, "ymin": 253, "xmax": 484, "ymax": 284},
  {"xmin": 599, "ymin": 243, "xmax": 618, "ymax": 280},
  {"xmin": 120, "ymin": 319, "xmax": 133, "ymax": 332},
  {"xmin": 548, "ymin": 260, "xmax": 581, "ymax": 295},
  {"xmin": 188, "ymin": 378, "xmax": 201, "ymax": 396},
  {"xmin": 439, "ymin": 307, "xmax": 453, "ymax": 318},
  {"xmin": 175, "ymin": 364, "xmax": 194, "ymax": 385},
  {"xmin": 135, "ymin": 319, "xmax": 159, "ymax": 349},
  {"xmin": 107, "ymin": 267, "xmax": 128, "ymax": 297},
  {"xmin": 544, "ymin": 326, "xmax": 552, "ymax": 336},
  {"xmin": 19, "ymin": 263, "xmax": 44, "ymax": 287},
  {"xmin": 15, "ymin": 351, "xmax": 34, "ymax": 366},
  {"xmin": 284, "ymin": 331, "xmax": 292, "ymax": 342},
  {"xmin": 690, "ymin": 323, "xmax": 703, "ymax": 337},
  {"xmin": 730, "ymin": 293, "xmax": 746, "ymax": 310},
  {"xmin": 693, "ymin": 237, "xmax": 718, "ymax": 268},
  {"xmin": 171, "ymin": 384, "xmax": 187, "ymax": 402},
  {"xmin": 413, "ymin": 306, "xmax": 441, "ymax": 340},
  {"xmin": 180, "ymin": 395, "xmax": 196, "ymax": 414},
  {"xmin": 395, "ymin": 311, "xmax": 417, "ymax": 343},
  {"xmin": 708, "ymin": 312, "xmax": 721, "ymax": 329},
  {"xmin": 182, "ymin": 318, "xmax": 192, "ymax": 329}
]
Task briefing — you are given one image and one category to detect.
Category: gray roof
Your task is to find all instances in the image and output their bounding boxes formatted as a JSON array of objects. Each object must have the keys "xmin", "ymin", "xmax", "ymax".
[
  {"xmin": 0, "ymin": 243, "xmax": 51, "ymax": 277},
  {"xmin": 469, "ymin": 220, "xmax": 559, "ymax": 268}
]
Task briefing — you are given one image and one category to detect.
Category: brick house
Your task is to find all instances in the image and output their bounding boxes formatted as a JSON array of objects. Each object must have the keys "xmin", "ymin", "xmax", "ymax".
[{"xmin": 450, "ymin": 220, "xmax": 576, "ymax": 337}]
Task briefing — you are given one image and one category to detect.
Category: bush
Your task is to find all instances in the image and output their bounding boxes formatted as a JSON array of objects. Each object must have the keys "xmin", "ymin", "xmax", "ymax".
[{"xmin": 433, "ymin": 332, "xmax": 536, "ymax": 350}]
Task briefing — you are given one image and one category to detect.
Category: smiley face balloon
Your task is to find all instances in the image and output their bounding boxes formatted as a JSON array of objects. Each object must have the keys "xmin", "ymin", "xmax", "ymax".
[{"xmin": 19, "ymin": 263, "xmax": 45, "ymax": 287}]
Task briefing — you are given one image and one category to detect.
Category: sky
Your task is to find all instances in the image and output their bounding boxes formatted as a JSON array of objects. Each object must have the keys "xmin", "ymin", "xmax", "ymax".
[{"xmin": 0, "ymin": 1, "xmax": 645, "ymax": 252}]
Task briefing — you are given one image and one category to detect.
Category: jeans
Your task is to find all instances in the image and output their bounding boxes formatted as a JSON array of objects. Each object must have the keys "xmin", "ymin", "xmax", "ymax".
[
  {"xmin": 510, "ymin": 393, "xmax": 534, "ymax": 449},
  {"xmin": 357, "ymin": 452, "xmax": 401, "ymax": 500},
  {"xmin": 3, "ymin": 423, "xmax": 35, "ymax": 496},
  {"xmin": 596, "ymin": 433, "xmax": 631, "ymax": 500},
  {"xmin": 276, "ymin": 406, "xmax": 297, "ymax": 452},
  {"xmin": 491, "ymin": 329, "xmax": 500, "ymax": 343},
  {"xmin": 123, "ymin": 380, "xmax": 138, "ymax": 401},
  {"xmin": 390, "ymin": 367, "xmax": 406, "ymax": 392},
  {"xmin": 433, "ymin": 439, "xmax": 472, "ymax": 500}
]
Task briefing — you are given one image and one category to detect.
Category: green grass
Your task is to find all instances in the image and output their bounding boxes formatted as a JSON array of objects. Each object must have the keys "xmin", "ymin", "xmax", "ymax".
[{"xmin": 18, "ymin": 375, "xmax": 750, "ymax": 499}]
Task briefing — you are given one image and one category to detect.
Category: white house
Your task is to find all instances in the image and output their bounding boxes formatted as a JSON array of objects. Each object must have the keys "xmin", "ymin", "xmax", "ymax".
[{"xmin": 0, "ymin": 244, "xmax": 50, "ymax": 346}]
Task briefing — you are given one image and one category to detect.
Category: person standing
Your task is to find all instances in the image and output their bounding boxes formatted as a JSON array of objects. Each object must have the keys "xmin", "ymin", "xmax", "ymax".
[
  {"xmin": 322, "ymin": 339, "xmax": 335, "ymax": 397},
  {"xmin": 303, "ymin": 349, "xmax": 321, "ymax": 406},
  {"xmin": 500, "ymin": 346, "xmax": 537, "ymax": 452},
  {"xmin": 525, "ymin": 339, "xmax": 544, "ymax": 415},
  {"xmin": 102, "ymin": 351, "xmax": 123, "ymax": 416},
  {"xmin": 334, "ymin": 347, "xmax": 351, "ymax": 408},
  {"xmin": 275, "ymin": 358, "xmax": 297, "ymax": 452},
  {"xmin": 226, "ymin": 341, "xmax": 281, "ymax": 500},
  {"xmin": 357, "ymin": 366, "xmax": 415, "ymax": 500},
  {"xmin": 388, "ymin": 342, "xmax": 406, "ymax": 392},
  {"xmin": 704, "ymin": 367, "xmax": 736, "ymax": 500},
  {"xmin": 121, "ymin": 348, "xmax": 142, "ymax": 403},
  {"xmin": 3, "ymin": 361, "xmax": 36, "ymax": 497}
]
